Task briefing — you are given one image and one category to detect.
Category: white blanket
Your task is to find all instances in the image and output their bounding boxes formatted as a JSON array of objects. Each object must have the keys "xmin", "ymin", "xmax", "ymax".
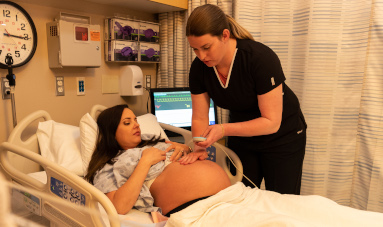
[{"xmin": 166, "ymin": 182, "xmax": 383, "ymax": 227}]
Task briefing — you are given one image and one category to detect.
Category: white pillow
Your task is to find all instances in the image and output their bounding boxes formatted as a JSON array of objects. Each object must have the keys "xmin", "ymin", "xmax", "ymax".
[
  {"xmin": 137, "ymin": 113, "xmax": 169, "ymax": 141},
  {"xmin": 79, "ymin": 113, "xmax": 98, "ymax": 175},
  {"xmin": 36, "ymin": 120, "xmax": 84, "ymax": 176},
  {"xmin": 79, "ymin": 112, "xmax": 169, "ymax": 175}
]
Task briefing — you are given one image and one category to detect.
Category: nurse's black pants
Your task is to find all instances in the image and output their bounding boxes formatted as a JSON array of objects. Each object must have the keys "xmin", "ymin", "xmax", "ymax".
[{"xmin": 228, "ymin": 132, "xmax": 306, "ymax": 195}]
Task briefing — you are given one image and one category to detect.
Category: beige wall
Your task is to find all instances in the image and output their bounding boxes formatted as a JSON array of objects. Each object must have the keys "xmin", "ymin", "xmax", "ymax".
[{"xmin": 0, "ymin": 0, "xmax": 159, "ymax": 143}]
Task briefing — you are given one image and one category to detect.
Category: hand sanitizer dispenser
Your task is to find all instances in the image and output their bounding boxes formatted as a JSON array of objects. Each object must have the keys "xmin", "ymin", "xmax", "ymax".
[{"xmin": 120, "ymin": 65, "xmax": 143, "ymax": 96}]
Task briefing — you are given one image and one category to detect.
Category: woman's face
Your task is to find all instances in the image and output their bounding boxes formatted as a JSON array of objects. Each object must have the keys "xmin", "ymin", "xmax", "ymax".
[
  {"xmin": 187, "ymin": 33, "xmax": 227, "ymax": 67},
  {"xmin": 115, "ymin": 108, "xmax": 141, "ymax": 150}
]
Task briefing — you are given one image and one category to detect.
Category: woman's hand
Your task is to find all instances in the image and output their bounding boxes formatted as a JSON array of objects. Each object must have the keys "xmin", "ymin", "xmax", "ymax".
[
  {"xmin": 165, "ymin": 141, "xmax": 190, "ymax": 162},
  {"xmin": 141, "ymin": 147, "xmax": 167, "ymax": 166},
  {"xmin": 178, "ymin": 144, "xmax": 208, "ymax": 165},
  {"xmin": 195, "ymin": 124, "xmax": 224, "ymax": 148}
]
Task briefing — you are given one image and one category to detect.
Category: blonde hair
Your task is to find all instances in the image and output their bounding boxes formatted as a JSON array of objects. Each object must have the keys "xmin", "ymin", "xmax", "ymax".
[{"xmin": 186, "ymin": 4, "xmax": 254, "ymax": 41}]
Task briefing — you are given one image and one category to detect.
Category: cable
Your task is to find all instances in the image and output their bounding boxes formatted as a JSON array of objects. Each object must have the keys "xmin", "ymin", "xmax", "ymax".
[
  {"xmin": 146, "ymin": 88, "xmax": 150, "ymax": 113},
  {"xmin": 216, "ymin": 144, "xmax": 257, "ymax": 188}
]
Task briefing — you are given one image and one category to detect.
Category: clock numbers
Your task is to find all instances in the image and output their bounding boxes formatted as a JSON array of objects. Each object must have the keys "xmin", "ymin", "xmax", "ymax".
[
  {"xmin": 0, "ymin": 2, "xmax": 37, "ymax": 68},
  {"xmin": 3, "ymin": 9, "xmax": 10, "ymax": 18}
]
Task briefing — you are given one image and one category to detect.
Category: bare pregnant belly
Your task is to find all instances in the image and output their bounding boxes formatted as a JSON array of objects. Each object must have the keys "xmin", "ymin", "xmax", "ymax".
[{"xmin": 149, "ymin": 160, "xmax": 231, "ymax": 214}]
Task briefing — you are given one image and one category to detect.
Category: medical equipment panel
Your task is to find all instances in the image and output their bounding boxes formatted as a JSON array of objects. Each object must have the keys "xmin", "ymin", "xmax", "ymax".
[{"xmin": 46, "ymin": 12, "xmax": 101, "ymax": 68}]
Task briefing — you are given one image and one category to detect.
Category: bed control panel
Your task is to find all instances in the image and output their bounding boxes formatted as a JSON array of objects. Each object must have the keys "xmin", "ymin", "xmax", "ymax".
[
  {"xmin": 50, "ymin": 177, "xmax": 86, "ymax": 206},
  {"xmin": 206, "ymin": 146, "xmax": 216, "ymax": 162},
  {"xmin": 12, "ymin": 187, "xmax": 42, "ymax": 216}
]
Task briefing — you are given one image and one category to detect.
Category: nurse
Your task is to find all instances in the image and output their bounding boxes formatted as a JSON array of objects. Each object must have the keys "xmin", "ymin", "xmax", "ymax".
[{"xmin": 181, "ymin": 4, "xmax": 307, "ymax": 195}]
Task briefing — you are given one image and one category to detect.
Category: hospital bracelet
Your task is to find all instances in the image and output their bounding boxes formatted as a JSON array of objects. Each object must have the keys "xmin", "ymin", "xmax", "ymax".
[{"xmin": 220, "ymin": 124, "xmax": 225, "ymax": 138}]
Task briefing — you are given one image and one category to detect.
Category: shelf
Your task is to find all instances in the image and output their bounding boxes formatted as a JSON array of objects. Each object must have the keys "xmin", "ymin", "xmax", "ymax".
[
  {"xmin": 105, "ymin": 61, "xmax": 160, "ymax": 63},
  {"xmin": 84, "ymin": 0, "xmax": 187, "ymax": 14}
]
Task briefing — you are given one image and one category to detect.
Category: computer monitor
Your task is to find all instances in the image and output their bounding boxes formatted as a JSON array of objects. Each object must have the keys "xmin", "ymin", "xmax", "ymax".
[{"xmin": 149, "ymin": 87, "xmax": 218, "ymax": 131}]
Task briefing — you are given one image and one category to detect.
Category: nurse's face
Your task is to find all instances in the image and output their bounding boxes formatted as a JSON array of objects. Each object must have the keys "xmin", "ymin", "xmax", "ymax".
[
  {"xmin": 188, "ymin": 33, "xmax": 227, "ymax": 67},
  {"xmin": 115, "ymin": 108, "xmax": 141, "ymax": 150}
]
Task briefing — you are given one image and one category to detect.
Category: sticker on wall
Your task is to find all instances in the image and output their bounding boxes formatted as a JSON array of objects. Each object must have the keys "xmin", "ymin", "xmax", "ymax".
[{"xmin": 90, "ymin": 30, "xmax": 101, "ymax": 41}]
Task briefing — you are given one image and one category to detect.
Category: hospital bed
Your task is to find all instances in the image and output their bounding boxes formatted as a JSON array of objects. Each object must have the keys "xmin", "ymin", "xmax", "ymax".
[{"xmin": 0, "ymin": 104, "xmax": 243, "ymax": 227}]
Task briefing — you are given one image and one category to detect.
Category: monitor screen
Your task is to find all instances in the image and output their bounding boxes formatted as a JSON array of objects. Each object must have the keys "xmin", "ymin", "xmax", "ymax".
[{"xmin": 149, "ymin": 87, "xmax": 217, "ymax": 130}]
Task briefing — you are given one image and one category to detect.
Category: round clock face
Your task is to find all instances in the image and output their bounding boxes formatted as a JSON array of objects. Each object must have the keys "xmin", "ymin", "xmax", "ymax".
[{"xmin": 0, "ymin": 1, "xmax": 37, "ymax": 69}]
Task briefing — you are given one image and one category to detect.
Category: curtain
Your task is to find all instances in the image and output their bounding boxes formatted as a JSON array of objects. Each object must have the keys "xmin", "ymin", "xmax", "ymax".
[
  {"xmin": 233, "ymin": 0, "xmax": 383, "ymax": 212},
  {"xmin": 157, "ymin": 11, "xmax": 188, "ymax": 88}
]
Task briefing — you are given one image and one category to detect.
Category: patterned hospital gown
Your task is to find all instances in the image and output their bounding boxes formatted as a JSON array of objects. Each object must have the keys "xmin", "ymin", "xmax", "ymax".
[{"xmin": 93, "ymin": 136, "xmax": 173, "ymax": 213}]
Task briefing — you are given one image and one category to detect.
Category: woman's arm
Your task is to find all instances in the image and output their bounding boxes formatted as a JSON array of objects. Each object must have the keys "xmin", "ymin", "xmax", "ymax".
[
  {"xmin": 197, "ymin": 84, "xmax": 283, "ymax": 148},
  {"xmin": 225, "ymin": 84, "xmax": 283, "ymax": 136},
  {"xmin": 175, "ymin": 93, "xmax": 209, "ymax": 164},
  {"xmin": 191, "ymin": 93, "xmax": 211, "ymax": 139},
  {"xmin": 105, "ymin": 147, "xmax": 166, "ymax": 214}
]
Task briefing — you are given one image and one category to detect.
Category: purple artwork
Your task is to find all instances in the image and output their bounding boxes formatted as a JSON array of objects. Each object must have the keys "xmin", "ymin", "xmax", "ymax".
[
  {"xmin": 115, "ymin": 21, "xmax": 133, "ymax": 37},
  {"xmin": 144, "ymin": 29, "xmax": 154, "ymax": 39},
  {"xmin": 144, "ymin": 48, "xmax": 155, "ymax": 58},
  {"xmin": 121, "ymin": 47, "xmax": 132, "ymax": 56}
]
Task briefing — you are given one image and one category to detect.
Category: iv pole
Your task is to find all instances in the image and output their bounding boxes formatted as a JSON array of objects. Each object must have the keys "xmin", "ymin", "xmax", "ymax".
[{"xmin": 5, "ymin": 54, "xmax": 17, "ymax": 127}]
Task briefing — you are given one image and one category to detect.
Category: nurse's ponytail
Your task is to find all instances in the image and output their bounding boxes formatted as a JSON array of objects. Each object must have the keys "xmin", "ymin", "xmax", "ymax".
[
  {"xmin": 186, "ymin": 4, "xmax": 254, "ymax": 41},
  {"xmin": 226, "ymin": 14, "xmax": 254, "ymax": 40}
]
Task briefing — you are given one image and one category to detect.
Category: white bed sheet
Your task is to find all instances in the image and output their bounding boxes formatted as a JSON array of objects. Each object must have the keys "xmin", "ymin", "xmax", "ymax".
[{"xmin": 166, "ymin": 182, "xmax": 383, "ymax": 227}]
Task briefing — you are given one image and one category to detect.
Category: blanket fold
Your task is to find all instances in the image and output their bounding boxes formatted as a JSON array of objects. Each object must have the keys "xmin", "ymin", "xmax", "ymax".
[{"xmin": 166, "ymin": 182, "xmax": 383, "ymax": 227}]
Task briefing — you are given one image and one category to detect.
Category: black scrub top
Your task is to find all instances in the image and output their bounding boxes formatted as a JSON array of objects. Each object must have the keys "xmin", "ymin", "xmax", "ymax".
[{"xmin": 189, "ymin": 39, "xmax": 306, "ymax": 149}]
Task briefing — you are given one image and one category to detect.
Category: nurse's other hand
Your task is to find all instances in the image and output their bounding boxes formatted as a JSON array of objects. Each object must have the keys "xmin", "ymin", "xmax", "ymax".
[{"xmin": 178, "ymin": 150, "xmax": 208, "ymax": 165}]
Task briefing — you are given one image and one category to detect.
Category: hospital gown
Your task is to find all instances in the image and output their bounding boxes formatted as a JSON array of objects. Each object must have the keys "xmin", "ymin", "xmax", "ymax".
[{"xmin": 93, "ymin": 136, "xmax": 173, "ymax": 213}]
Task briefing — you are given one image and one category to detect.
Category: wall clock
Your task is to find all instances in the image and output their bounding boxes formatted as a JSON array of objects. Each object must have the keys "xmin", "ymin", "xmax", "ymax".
[{"xmin": 0, "ymin": 1, "xmax": 37, "ymax": 69}]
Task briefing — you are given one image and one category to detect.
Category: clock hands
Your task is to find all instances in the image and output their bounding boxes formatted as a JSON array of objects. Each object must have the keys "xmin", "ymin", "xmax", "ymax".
[
  {"xmin": 3, "ymin": 33, "xmax": 30, "ymax": 40},
  {"xmin": 3, "ymin": 29, "xmax": 31, "ymax": 40}
]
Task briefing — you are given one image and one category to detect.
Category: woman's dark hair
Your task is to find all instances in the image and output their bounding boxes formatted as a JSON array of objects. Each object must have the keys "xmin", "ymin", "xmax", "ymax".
[
  {"xmin": 186, "ymin": 4, "xmax": 254, "ymax": 40},
  {"xmin": 85, "ymin": 104, "xmax": 163, "ymax": 184}
]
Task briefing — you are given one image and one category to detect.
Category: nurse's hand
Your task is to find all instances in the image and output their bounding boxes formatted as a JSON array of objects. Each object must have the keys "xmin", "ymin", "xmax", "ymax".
[
  {"xmin": 178, "ymin": 145, "xmax": 208, "ymax": 165},
  {"xmin": 196, "ymin": 124, "xmax": 223, "ymax": 148}
]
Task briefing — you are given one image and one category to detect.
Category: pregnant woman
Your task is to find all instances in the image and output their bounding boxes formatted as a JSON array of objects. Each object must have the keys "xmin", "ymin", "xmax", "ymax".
[{"xmin": 84, "ymin": 104, "xmax": 231, "ymax": 216}]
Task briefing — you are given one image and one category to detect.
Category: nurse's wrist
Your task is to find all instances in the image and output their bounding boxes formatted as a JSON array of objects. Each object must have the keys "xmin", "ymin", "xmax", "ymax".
[{"xmin": 220, "ymin": 124, "xmax": 225, "ymax": 138}]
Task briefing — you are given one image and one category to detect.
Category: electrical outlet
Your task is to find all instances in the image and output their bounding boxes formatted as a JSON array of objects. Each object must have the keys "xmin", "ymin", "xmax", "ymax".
[
  {"xmin": 146, "ymin": 75, "xmax": 151, "ymax": 90},
  {"xmin": 56, "ymin": 76, "xmax": 65, "ymax": 96},
  {"xmin": 77, "ymin": 77, "xmax": 85, "ymax": 96},
  {"xmin": 1, "ymin": 77, "xmax": 11, "ymax": 100}
]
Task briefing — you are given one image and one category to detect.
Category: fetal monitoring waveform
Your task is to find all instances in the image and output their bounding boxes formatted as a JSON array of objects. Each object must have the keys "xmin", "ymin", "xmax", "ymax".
[
  {"xmin": 154, "ymin": 94, "xmax": 192, "ymax": 103},
  {"xmin": 155, "ymin": 97, "xmax": 192, "ymax": 102},
  {"xmin": 154, "ymin": 94, "xmax": 192, "ymax": 111}
]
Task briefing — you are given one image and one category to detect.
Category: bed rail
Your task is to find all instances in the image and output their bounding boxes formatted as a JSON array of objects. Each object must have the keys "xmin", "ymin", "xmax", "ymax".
[
  {"xmin": 0, "ymin": 142, "xmax": 120, "ymax": 227},
  {"xmin": 159, "ymin": 122, "xmax": 243, "ymax": 185}
]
